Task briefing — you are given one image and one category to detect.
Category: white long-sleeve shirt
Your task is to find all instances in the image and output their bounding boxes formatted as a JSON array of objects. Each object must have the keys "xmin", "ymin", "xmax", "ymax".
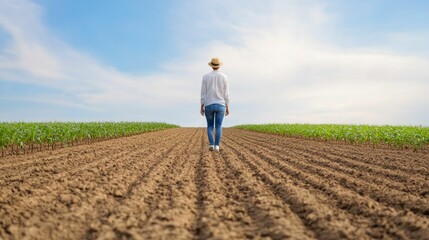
[{"xmin": 200, "ymin": 70, "xmax": 229, "ymax": 107}]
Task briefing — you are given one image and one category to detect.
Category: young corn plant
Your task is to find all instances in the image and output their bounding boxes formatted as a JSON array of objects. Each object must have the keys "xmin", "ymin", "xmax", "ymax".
[
  {"xmin": 235, "ymin": 124, "xmax": 429, "ymax": 150},
  {"xmin": 0, "ymin": 122, "xmax": 179, "ymax": 157}
]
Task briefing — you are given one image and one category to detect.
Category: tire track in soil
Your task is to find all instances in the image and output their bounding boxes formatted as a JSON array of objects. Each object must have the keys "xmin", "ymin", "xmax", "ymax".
[{"xmin": 1, "ymin": 128, "xmax": 429, "ymax": 240}]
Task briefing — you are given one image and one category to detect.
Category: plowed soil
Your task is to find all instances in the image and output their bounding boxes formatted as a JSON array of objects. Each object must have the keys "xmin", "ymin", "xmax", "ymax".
[{"xmin": 1, "ymin": 128, "xmax": 429, "ymax": 240}]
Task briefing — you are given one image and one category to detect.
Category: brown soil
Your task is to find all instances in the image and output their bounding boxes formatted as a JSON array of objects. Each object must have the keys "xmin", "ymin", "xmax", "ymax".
[{"xmin": 1, "ymin": 128, "xmax": 428, "ymax": 240}]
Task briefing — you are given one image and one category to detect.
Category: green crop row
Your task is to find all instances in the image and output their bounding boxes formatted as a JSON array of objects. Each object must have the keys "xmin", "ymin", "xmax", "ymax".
[
  {"xmin": 0, "ymin": 122, "xmax": 179, "ymax": 156},
  {"xmin": 234, "ymin": 124, "xmax": 429, "ymax": 149}
]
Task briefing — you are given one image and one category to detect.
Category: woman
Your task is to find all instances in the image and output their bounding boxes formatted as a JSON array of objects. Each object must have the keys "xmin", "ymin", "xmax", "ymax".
[{"xmin": 200, "ymin": 57, "xmax": 230, "ymax": 151}]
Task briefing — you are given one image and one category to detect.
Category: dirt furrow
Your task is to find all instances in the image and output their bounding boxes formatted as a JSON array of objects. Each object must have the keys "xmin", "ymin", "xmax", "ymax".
[
  {"xmin": 195, "ymin": 144, "xmax": 252, "ymax": 238},
  {"xmin": 321, "ymin": 146, "xmax": 428, "ymax": 176},
  {"xmin": 285, "ymin": 148, "xmax": 429, "ymax": 204},
  {"xmin": 219, "ymin": 144, "xmax": 315, "ymax": 239},
  {"xmin": 0, "ymin": 129, "xmax": 179, "ymax": 168},
  {"xmin": 0, "ymin": 130, "xmax": 184, "ymax": 239},
  {"xmin": 290, "ymin": 144, "xmax": 429, "ymax": 187},
  {"xmin": 0, "ymin": 130, "xmax": 181, "ymax": 187},
  {"xmin": 0, "ymin": 139, "xmax": 169, "ymax": 207},
  {"xmin": 239, "ymin": 132, "xmax": 429, "ymax": 193},
  {"xmin": 225, "ymin": 130, "xmax": 429, "ymax": 239},
  {"xmin": 69, "ymin": 129, "xmax": 197, "ymax": 240},
  {"xmin": 141, "ymin": 130, "xmax": 201, "ymax": 238},
  {"xmin": 2, "ymin": 128, "xmax": 429, "ymax": 240},
  {"xmin": 232, "ymin": 129, "xmax": 429, "ymax": 177},
  {"xmin": 307, "ymin": 139, "xmax": 429, "ymax": 172},
  {"xmin": 232, "ymin": 131, "xmax": 429, "ymax": 215},
  {"xmin": 109, "ymin": 128, "xmax": 201, "ymax": 239},
  {"xmin": 222, "ymin": 135, "xmax": 368, "ymax": 239}
]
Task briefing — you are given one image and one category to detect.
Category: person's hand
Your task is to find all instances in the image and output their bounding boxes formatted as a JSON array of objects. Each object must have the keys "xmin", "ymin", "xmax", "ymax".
[
  {"xmin": 225, "ymin": 106, "xmax": 229, "ymax": 116},
  {"xmin": 200, "ymin": 106, "xmax": 205, "ymax": 116}
]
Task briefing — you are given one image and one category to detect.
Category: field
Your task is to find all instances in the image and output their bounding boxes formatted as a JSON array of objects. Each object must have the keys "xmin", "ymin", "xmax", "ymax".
[
  {"xmin": 1, "ymin": 128, "xmax": 429, "ymax": 239},
  {"xmin": 0, "ymin": 122, "xmax": 179, "ymax": 157},
  {"xmin": 235, "ymin": 124, "xmax": 429, "ymax": 150}
]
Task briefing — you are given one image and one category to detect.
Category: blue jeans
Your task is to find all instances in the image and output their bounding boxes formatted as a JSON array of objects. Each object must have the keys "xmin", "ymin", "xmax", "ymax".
[{"xmin": 204, "ymin": 104, "xmax": 226, "ymax": 146}]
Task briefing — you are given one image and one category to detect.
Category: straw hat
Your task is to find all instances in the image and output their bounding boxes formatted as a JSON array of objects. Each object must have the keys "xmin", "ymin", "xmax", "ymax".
[{"xmin": 208, "ymin": 57, "xmax": 223, "ymax": 68}]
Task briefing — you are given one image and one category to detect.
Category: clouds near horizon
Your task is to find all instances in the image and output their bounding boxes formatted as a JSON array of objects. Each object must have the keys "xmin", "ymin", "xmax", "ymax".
[{"xmin": 1, "ymin": 0, "xmax": 428, "ymax": 126}]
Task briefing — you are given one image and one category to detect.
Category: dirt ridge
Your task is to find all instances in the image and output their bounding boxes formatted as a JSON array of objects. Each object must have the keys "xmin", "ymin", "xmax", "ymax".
[{"xmin": 1, "ymin": 128, "xmax": 429, "ymax": 240}]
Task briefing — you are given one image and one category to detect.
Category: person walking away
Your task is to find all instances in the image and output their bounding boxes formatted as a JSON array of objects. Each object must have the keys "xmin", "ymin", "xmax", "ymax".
[{"xmin": 200, "ymin": 57, "xmax": 230, "ymax": 151}]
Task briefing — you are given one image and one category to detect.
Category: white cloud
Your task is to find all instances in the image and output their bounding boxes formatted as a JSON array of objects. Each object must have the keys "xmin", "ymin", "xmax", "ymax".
[
  {"xmin": 167, "ymin": 1, "xmax": 429, "ymax": 125},
  {"xmin": 0, "ymin": 0, "xmax": 198, "ymax": 111},
  {"xmin": 0, "ymin": 0, "xmax": 64, "ymax": 79},
  {"xmin": 0, "ymin": 0, "xmax": 428, "ymax": 126}
]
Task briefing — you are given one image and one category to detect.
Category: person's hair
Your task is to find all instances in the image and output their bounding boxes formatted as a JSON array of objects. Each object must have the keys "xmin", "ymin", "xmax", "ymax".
[{"xmin": 212, "ymin": 67, "xmax": 219, "ymax": 70}]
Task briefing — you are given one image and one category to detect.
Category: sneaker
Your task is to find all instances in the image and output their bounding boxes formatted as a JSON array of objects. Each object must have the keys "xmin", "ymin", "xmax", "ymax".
[
  {"xmin": 209, "ymin": 145, "xmax": 214, "ymax": 151},
  {"xmin": 214, "ymin": 145, "xmax": 220, "ymax": 151}
]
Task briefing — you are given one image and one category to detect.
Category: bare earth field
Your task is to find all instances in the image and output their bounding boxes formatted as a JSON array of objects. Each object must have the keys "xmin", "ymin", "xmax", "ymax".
[{"xmin": 1, "ymin": 128, "xmax": 429, "ymax": 240}]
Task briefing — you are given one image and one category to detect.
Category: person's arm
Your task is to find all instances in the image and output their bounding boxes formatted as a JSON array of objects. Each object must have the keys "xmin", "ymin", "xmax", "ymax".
[
  {"xmin": 224, "ymin": 77, "xmax": 230, "ymax": 116},
  {"xmin": 200, "ymin": 78, "xmax": 206, "ymax": 116}
]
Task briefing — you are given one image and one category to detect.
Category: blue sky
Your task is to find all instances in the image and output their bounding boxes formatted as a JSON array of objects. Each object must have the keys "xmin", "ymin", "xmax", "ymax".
[
  {"xmin": 38, "ymin": 0, "xmax": 178, "ymax": 74},
  {"xmin": 1, "ymin": 0, "xmax": 429, "ymax": 126}
]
